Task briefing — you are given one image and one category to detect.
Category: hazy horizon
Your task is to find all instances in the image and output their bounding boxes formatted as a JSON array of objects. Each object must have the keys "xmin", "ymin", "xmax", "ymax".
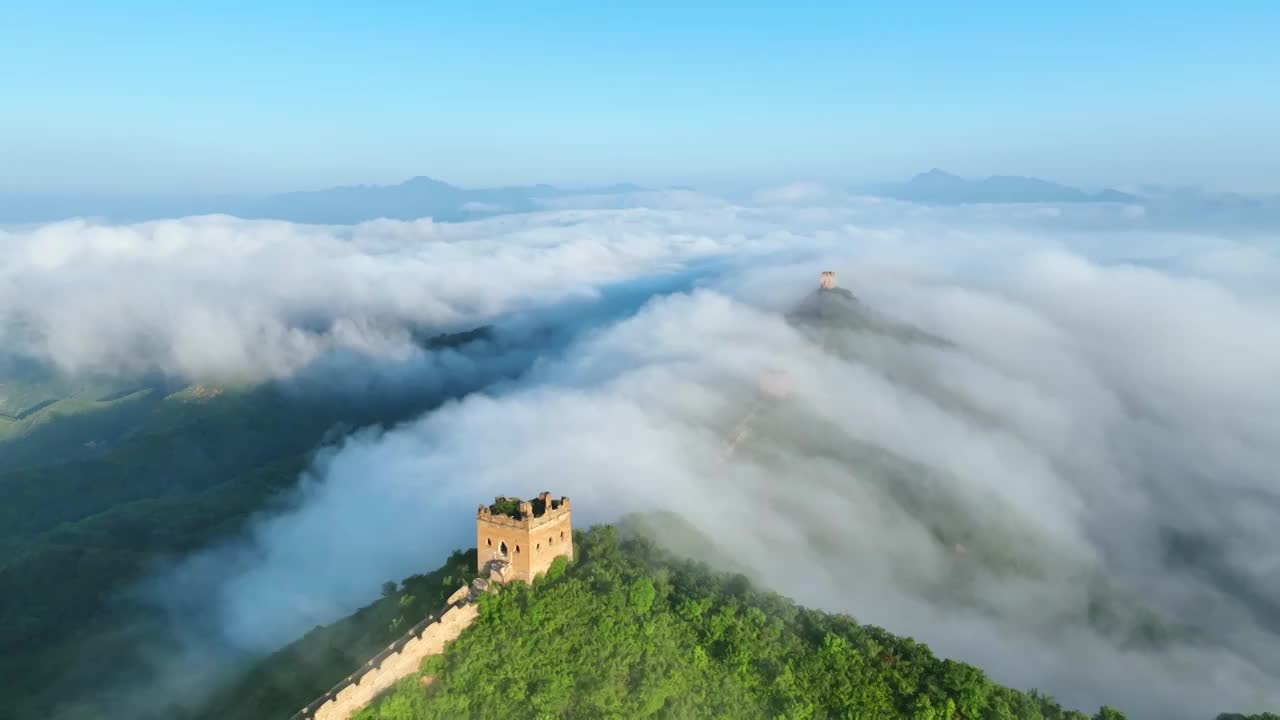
[
  {"xmin": 0, "ymin": 167, "xmax": 1262, "ymax": 199},
  {"xmin": 5, "ymin": 3, "xmax": 1280, "ymax": 195}
]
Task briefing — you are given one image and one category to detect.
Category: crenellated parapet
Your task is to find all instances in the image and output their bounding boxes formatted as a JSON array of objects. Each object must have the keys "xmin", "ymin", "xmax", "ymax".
[
  {"xmin": 476, "ymin": 492, "xmax": 571, "ymax": 530},
  {"xmin": 289, "ymin": 585, "xmax": 481, "ymax": 720}
]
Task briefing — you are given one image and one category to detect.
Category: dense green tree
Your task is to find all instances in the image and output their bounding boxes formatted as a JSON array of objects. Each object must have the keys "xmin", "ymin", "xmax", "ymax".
[
  {"xmin": 351, "ymin": 524, "xmax": 1112, "ymax": 720},
  {"xmin": 1, "ymin": 332, "xmax": 495, "ymax": 719}
]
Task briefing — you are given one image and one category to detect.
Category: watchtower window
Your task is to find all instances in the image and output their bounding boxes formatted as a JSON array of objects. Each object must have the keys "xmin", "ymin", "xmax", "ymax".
[
  {"xmin": 515, "ymin": 545, "xmax": 521, "ymax": 554},
  {"xmin": 486, "ymin": 538, "xmax": 492, "ymax": 547},
  {"xmin": 536, "ymin": 543, "xmax": 541, "ymax": 550},
  {"xmin": 560, "ymin": 531, "xmax": 565, "ymax": 540},
  {"xmin": 499, "ymin": 541, "xmax": 508, "ymax": 557},
  {"xmin": 548, "ymin": 536, "xmax": 553, "ymax": 545}
]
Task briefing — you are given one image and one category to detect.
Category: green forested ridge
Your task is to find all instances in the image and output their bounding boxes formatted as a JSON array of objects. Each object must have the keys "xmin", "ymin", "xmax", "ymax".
[
  {"xmin": 0, "ymin": 332, "xmax": 498, "ymax": 720},
  {"xmin": 352, "ymin": 523, "xmax": 1115, "ymax": 720},
  {"xmin": 0, "ymin": 375, "xmax": 169, "ymax": 470},
  {"xmin": 120, "ymin": 519, "xmax": 1280, "ymax": 720},
  {"xmin": 183, "ymin": 549, "xmax": 479, "ymax": 720},
  {"xmin": 0, "ymin": 382, "xmax": 355, "ymax": 719}
]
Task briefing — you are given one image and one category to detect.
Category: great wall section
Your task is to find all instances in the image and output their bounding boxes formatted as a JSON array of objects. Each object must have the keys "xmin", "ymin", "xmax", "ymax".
[
  {"xmin": 289, "ymin": 583, "xmax": 479, "ymax": 720},
  {"xmin": 290, "ymin": 492, "xmax": 574, "ymax": 720}
]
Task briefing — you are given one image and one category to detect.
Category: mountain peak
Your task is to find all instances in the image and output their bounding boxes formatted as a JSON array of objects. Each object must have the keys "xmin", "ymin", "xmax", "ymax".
[
  {"xmin": 913, "ymin": 168, "xmax": 963, "ymax": 180},
  {"xmin": 887, "ymin": 170, "xmax": 1138, "ymax": 205},
  {"xmin": 402, "ymin": 176, "xmax": 458, "ymax": 190}
]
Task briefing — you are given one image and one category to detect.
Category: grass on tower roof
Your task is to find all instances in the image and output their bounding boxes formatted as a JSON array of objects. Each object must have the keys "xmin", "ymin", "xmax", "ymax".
[{"xmin": 488, "ymin": 496, "xmax": 562, "ymax": 519}]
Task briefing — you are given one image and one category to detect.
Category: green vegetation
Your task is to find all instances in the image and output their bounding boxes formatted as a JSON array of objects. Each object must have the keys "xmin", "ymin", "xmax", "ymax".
[
  {"xmin": 187, "ymin": 550, "xmax": 479, "ymax": 720},
  {"xmin": 0, "ymin": 330, "xmax": 497, "ymax": 720},
  {"xmin": 141, "ymin": 518, "xmax": 1277, "ymax": 720},
  {"xmin": 0, "ymin": 382, "xmax": 358, "ymax": 719},
  {"xmin": 489, "ymin": 496, "xmax": 525, "ymax": 518},
  {"xmin": 487, "ymin": 495, "xmax": 563, "ymax": 519},
  {"xmin": 0, "ymin": 374, "xmax": 169, "ymax": 469},
  {"xmin": 353, "ymin": 523, "xmax": 1119, "ymax": 720}
]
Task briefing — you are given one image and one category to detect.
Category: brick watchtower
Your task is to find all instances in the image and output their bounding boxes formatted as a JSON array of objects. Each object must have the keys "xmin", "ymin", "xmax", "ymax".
[{"xmin": 476, "ymin": 492, "xmax": 573, "ymax": 584}]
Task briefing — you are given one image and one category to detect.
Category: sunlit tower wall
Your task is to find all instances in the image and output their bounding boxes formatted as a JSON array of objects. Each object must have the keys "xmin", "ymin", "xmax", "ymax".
[{"xmin": 475, "ymin": 492, "xmax": 573, "ymax": 584}]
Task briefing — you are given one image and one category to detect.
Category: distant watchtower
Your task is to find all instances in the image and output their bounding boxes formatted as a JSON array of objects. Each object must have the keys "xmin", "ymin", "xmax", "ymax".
[
  {"xmin": 476, "ymin": 492, "xmax": 573, "ymax": 584},
  {"xmin": 820, "ymin": 271, "xmax": 837, "ymax": 290}
]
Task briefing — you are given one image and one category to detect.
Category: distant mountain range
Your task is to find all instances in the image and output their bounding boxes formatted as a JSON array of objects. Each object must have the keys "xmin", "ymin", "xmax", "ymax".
[
  {"xmin": 5, "ymin": 170, "xmax": 1280, "ymax": 229},
  {"xmin": 0, "ymin": 178, "xmax": 657, "ymax": 225},
  {"xmin": 232, "ymin": 176, "xmax": 554, "ymax": 224},
  {"xmin": 871, "ymin": 168, "xmax": 1139, "ymax": 205},
  {"xmin": 873, "ymin": 171, "xmax": 1280, "ymax": 230}
]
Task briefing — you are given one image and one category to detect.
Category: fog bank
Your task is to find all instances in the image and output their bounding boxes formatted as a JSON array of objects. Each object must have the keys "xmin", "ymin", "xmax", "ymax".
[{"xmin": 17, "ymin": 197, "xmax": 1277, "ymax": 718}]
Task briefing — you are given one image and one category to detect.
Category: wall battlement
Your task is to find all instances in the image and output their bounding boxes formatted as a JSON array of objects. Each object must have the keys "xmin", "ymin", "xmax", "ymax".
[
  {"xmin": 289, "ymin": 584, "xmax": 478, "ymax": 720},
  {"xmin": 477, "ymin": 491, "xmax": 573, "ymax": 584},
  {"xmin": 476, "ymin": 492, "xmax": 571, "ymax": 529}
]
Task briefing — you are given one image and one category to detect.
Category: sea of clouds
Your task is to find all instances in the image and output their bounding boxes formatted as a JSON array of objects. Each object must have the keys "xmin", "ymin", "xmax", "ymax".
[{"xmin": 4, "ymin": 190, "xmax": 1278, "ymax": 718}]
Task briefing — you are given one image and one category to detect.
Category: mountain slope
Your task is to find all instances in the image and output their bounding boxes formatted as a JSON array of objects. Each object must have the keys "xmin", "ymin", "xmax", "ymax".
[
  {"xmin": 379, "ymin": 522, "xmax": 1124, "ymax": 719},
  {"xmin": 875, "ymin": 169, "xmax": 1138, "ymax": 205},
  {"xmin": 386, "ymin": 524, "xmax": 1280, "ymax": 720},
  {"xmin": 183, "ymin": 550, "xmax": 478, "ymax": 720},
  {"xmin": 197, "ymin": 520, "xmax": 1124, "ymax": 720},
  {"xmin": 0, "ymin": 330, "xmax": 502, "ymax": 720}
]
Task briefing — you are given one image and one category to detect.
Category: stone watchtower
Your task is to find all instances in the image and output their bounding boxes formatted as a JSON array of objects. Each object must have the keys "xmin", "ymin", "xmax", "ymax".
[{"xmin": 476, "ymin": 492, "xmax": 573, "ymax": 584}]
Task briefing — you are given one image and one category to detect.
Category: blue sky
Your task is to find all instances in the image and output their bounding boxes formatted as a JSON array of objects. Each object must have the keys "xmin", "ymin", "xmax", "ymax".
[{"xmin": 3, "ymin": 1, "xmax": 1278, "ymax": 194}]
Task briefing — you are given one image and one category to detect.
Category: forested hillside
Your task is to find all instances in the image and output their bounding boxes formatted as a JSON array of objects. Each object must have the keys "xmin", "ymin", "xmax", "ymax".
[
  {"xmin": 357, "ymin": 523, "xmax": 1125, "ymax": 720},
  {"xmin": 0, "ymin": 330, "xmax": 496, "ymax": 719},
  {"xmin": 187, "ymin": 520, "xmax": 1148, "ymax": 720},
  {"xmin": 0, "ymin": 382, "xmax": 407, "ymax": 718},
  {"xmin": 186, "ymin": 549, "xmax": 480, "ymax": 720}
]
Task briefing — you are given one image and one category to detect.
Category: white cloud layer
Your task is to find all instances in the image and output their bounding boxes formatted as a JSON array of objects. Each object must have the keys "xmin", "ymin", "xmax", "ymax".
[
  {"xmin": 0, "ymin": 210, "xmax": 730, "ymax": 380},
  {"xmin": 8, "ymin": 197, "xmax": 1280, "ymax": 718}
]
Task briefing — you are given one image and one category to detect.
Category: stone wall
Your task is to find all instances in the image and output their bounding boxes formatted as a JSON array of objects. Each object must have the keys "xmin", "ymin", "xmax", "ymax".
[
  {"xmin": 476, "ymin": 510, "xmax": 572, "ymax": 584},
  {"xmin": 476, "ymin": 492, "xmax": 573, "ymax": 584},
  {"xmin": 290, "ymin": 585, "xmax": 478, "ymax": 720}
]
